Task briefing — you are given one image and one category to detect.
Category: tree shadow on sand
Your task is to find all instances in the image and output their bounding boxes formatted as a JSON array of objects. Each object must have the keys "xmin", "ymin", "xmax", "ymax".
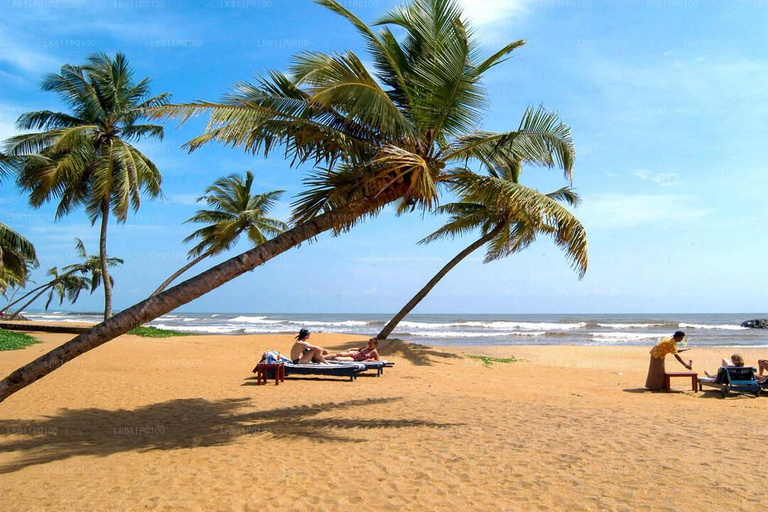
[
  {"xmin": 309, "ymin": 338, "xmax": 462, "ymax": 367},
  {"xmin": 0, "ymin": 397, "xmax": 461, "ymax": 474},
  {"xmin": 378, "ymin": 339, "xmax": 463, "ymax": 367}
]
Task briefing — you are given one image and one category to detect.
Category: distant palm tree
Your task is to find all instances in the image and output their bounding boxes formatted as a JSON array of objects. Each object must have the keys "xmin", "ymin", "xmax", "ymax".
[
  {"xmin": 42, "ymin": 268, "xmax": 92, "ymax": 313},
  {"xmin": 0, "ymin": 0, "xmax": 584, "ymax": 402},
  {"xmin": 0, "ymin": 223, "xmax": 38, "ymax": 296},
  {"xmin": 151, "ymin": 171, "xmax": 287, "ymax": 296},
  {"xmin": 5, "ymin": 52, "xmax": 169, "ymax": 320},
  {"xmin": 377, "ymin": 170, "xmax": 588, "ymax": 339},
  {"xmin": 4, "ymin": 238, "xmax": 122, "ymax": 318}
]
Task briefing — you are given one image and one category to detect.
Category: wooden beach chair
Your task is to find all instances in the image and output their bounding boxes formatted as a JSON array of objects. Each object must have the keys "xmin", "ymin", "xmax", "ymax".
[{"xmin": 698, "ymin": 366, "xmax": 762, "ymax": 398}]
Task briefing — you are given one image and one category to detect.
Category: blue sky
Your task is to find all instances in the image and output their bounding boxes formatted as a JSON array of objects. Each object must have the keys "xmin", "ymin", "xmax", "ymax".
[{"xmin": 0, "ymin": 0, "xmax": 765, "ymax": 315}]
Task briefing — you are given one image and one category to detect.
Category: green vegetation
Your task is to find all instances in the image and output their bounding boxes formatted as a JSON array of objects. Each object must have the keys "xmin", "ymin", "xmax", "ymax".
[
  {"xmin": 0, "ymin": 329, "xmax": 41, "ymax": 351},
  {"xmin": 468, "ymin": 355, "xmax": 521, "ymax": 367},
  {"xmin": 127, "ymin": 327, "xmax": 192, "ymax": 338}
]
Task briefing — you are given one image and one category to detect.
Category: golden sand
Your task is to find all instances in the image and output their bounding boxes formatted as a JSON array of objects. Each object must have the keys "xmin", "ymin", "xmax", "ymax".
[{"xmin": 0, "ymin": 329, "xmax": 766, "ymax": 511}]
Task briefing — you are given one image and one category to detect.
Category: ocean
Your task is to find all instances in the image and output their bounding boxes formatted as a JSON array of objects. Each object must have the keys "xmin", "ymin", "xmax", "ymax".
[{"xmin": 22, "ymin": 311, "xmax": 768, "ymax": 348}]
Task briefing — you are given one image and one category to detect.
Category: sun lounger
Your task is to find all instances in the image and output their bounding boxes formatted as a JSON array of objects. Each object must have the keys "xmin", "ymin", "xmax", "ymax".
[
  {"xmin": 699, "ymin": 366, "xmax": 762, "ymax": 398},
  {"xmin": 329, "ymin": 360, "xmax": 395, "ymax": 376},
  {"xmin": 278, "ymin": 362, "xmax": 367, "ymax": 382}
]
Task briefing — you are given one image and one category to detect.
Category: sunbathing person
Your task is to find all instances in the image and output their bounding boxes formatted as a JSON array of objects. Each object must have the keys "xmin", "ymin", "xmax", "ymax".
[
  {"xmin": 705, "ymin": 353, "xmax": 767, "ymax": 383},
  {"xmin": 704, "ymin": 353, "xmax": 744, "ymax": 378},
  {"xmin": 290, "ymin": 329, "xmax": 329, "ymax": 364},
  {"xmin": 329, "ymin": 338, "xmax": 380, "ymax": 362},
  {"xmin": 760, "ymin": 359, "xmax": 768, "ymax": 376}
]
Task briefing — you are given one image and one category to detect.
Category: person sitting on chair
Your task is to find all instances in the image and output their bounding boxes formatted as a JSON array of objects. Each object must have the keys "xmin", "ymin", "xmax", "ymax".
[
  {"xmin": 290, "ymin": 329, "xmax": 329, "ymax": 364},
  {"xmin": 705, "ymin": 353, "xmax": 767, "ymax": 384},
  {"xmin": 329, "ymin": 338, "xmax": 380, "ymax": 362},
  {"xmin": 705, "ymin": 353, "xmax": 744, "ymax": 378}
]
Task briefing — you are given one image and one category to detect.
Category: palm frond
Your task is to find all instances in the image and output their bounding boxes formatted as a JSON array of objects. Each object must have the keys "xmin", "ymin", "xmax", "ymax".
[
  {"xmin": 475, "ymin": 39, "xmax": 526, "ymax": 75},
  {"xmin": 0, "ymin": 223, "xmax": 37, "ymax": 266},
  {"xmin": 451, "ymin": 173, "xmax": 588, "ymax": 276},
  {"xmin": 290, "ymin": 50, "xmax": 414, "ymax": 140},
  {"xmin": 444, "ymin": 106, "xmax": 575, "ymax": 180},
  {"xmin": 315, "ymin": 0, "xmax": 413, "ymax": 109},
  {"xmin": 16, "ymin": 111, "xmax": 85, "ymax": 131},
  {"xmin": 121, "ymin": 124, "xmax": 164, "ymax": 141}
]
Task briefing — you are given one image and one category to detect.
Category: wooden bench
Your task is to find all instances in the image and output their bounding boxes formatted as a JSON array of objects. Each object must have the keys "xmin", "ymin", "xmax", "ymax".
[{"xmin": 665, "ymin": 372, "xmax": 698, "ymax": 392}]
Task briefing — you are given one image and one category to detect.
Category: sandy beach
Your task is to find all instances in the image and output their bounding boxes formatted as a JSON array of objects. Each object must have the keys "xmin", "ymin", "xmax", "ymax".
[{"xmin": 1, "ymin": 328, "xmax": 767, "ymax": 511}]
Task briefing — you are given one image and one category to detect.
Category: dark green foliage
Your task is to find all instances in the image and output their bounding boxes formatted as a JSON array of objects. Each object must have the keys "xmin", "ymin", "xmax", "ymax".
[
  {"xmin": 0, "ymin": 329, "xmax": 41, "ymax": 351},
  {"xmin": 127, "ymin": 326, "xmax": 192, "ymax": 338},
  {"xmin": 467, "ymin": 354, "xmax": 520, "ymax": 367}
]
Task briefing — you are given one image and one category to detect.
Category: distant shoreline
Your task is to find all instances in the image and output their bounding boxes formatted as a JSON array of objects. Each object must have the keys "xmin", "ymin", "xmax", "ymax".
[{"xmin": 4, "ymin": 317, "xmax": 768, "ymax": 349}]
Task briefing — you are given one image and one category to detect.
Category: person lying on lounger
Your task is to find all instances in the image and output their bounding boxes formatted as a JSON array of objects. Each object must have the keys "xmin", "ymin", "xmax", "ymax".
[
  {"xmin": 705, "ymin": 353, "xmax": 767, "ymax": 384},
  {"xmin": 290, "ymin": 329, "xmax": 329, "ymax": 364},
  {"xmin": 328, "ymin": 338, "xmax": 380, "ymax": 362}
]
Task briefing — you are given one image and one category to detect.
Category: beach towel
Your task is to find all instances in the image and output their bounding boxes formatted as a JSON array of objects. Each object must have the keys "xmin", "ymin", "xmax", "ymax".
[{"xmin": 260, "ymin": 350, "xmax": 291, "ymax": 364}]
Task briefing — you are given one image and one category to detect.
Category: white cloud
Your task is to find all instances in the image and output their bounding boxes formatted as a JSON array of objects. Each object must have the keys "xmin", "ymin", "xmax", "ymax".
[
  {"xmin": 633, "ymin": 171, "xmax": 681, "ymax": 187},
  {"xmin": 0, "ymin": 2, "xmax": 185, "ymax": 76},
  {"xmin": 576, "ymin": 194, "xmax": 710, "ymax": 229},
  {"xmin": 166, "ymin": 194, "xmax": 201, "ymax": 206},
  {"xmin": 0, "ymin": 31, "xmax": 60, "ymax": 73},
  {"xmin": 458, "ymin": 0, "xmax": 531, "ymax": 26}
]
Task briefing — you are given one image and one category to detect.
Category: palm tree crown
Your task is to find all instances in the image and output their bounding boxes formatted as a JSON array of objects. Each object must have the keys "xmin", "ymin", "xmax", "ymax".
[
  {"xmin": 184, "ymin": 171, "xmax": 288, "ymax": 258},
  {"xmin": 149, "ymin": 172, "xmax": 287, "ymax": 296},
  {"xmin": 426, "ymin": 172, "xmax": 588, "ymax": 274},
  {"xmin": 151, "ymin": 0, "xmax": 575, "ymax": 231},
  {"xmin": 7, "ymin": 51, "xmax": 168, "ymax": 221}
]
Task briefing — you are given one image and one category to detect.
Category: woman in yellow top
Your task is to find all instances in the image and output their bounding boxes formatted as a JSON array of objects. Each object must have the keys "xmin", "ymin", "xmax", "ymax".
[{"xmin": 645, "ymin": 330, "xmax": 692, "ymax": 391}]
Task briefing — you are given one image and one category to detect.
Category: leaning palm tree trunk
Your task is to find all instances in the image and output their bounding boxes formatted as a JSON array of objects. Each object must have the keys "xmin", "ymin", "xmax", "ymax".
[
  {"xmin": 3, "ymin": 283, "xmax": 50, "ymax": 314},
  {"xmin": 0, "ymin": 186, "xmax": 406, "ymax": 403},
  {"xmin": 3, "ymin": 287, "xmax": 21, "ymax": 311},
  {"xmin": 150, "ymin": 250, "xmax": 214, "ymax": 297},
  {"xmin": 9, "ymin": 285, "xmax": 52, "ymax": 319},
  {"xmin": 377, "ymin": 225, "xmax": 504, "ymax": 340},
  {"xmin": 99, "ymin": 199, "xmax": 113, "ymax": 320}
]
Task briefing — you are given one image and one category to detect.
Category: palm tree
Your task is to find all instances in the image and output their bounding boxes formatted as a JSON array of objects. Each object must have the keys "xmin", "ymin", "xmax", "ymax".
[
  {"xmin": 0, "ymin": 0, "xmax": 583, "ymax": 402},
  {"xmin": 4, "ymin": 52, "xmax": 169, "ymax": 320},
  {"xmin": 151, "ymin": 171, "xmax": 287, "ymax": 296},
  {"xmin": 0, "ymin": 223, "xmax": 38, "ymax": 297},
  {"xmin": 43, "ymin": 270, "xmax": 92, "ymax": 312},
  {"xmin": 4, "ymin": 238, "xmax": 122, "ymax": 318},
  {"xmin": 377, "ymin": 171, "xmax": 588, "ymax": 339}
]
